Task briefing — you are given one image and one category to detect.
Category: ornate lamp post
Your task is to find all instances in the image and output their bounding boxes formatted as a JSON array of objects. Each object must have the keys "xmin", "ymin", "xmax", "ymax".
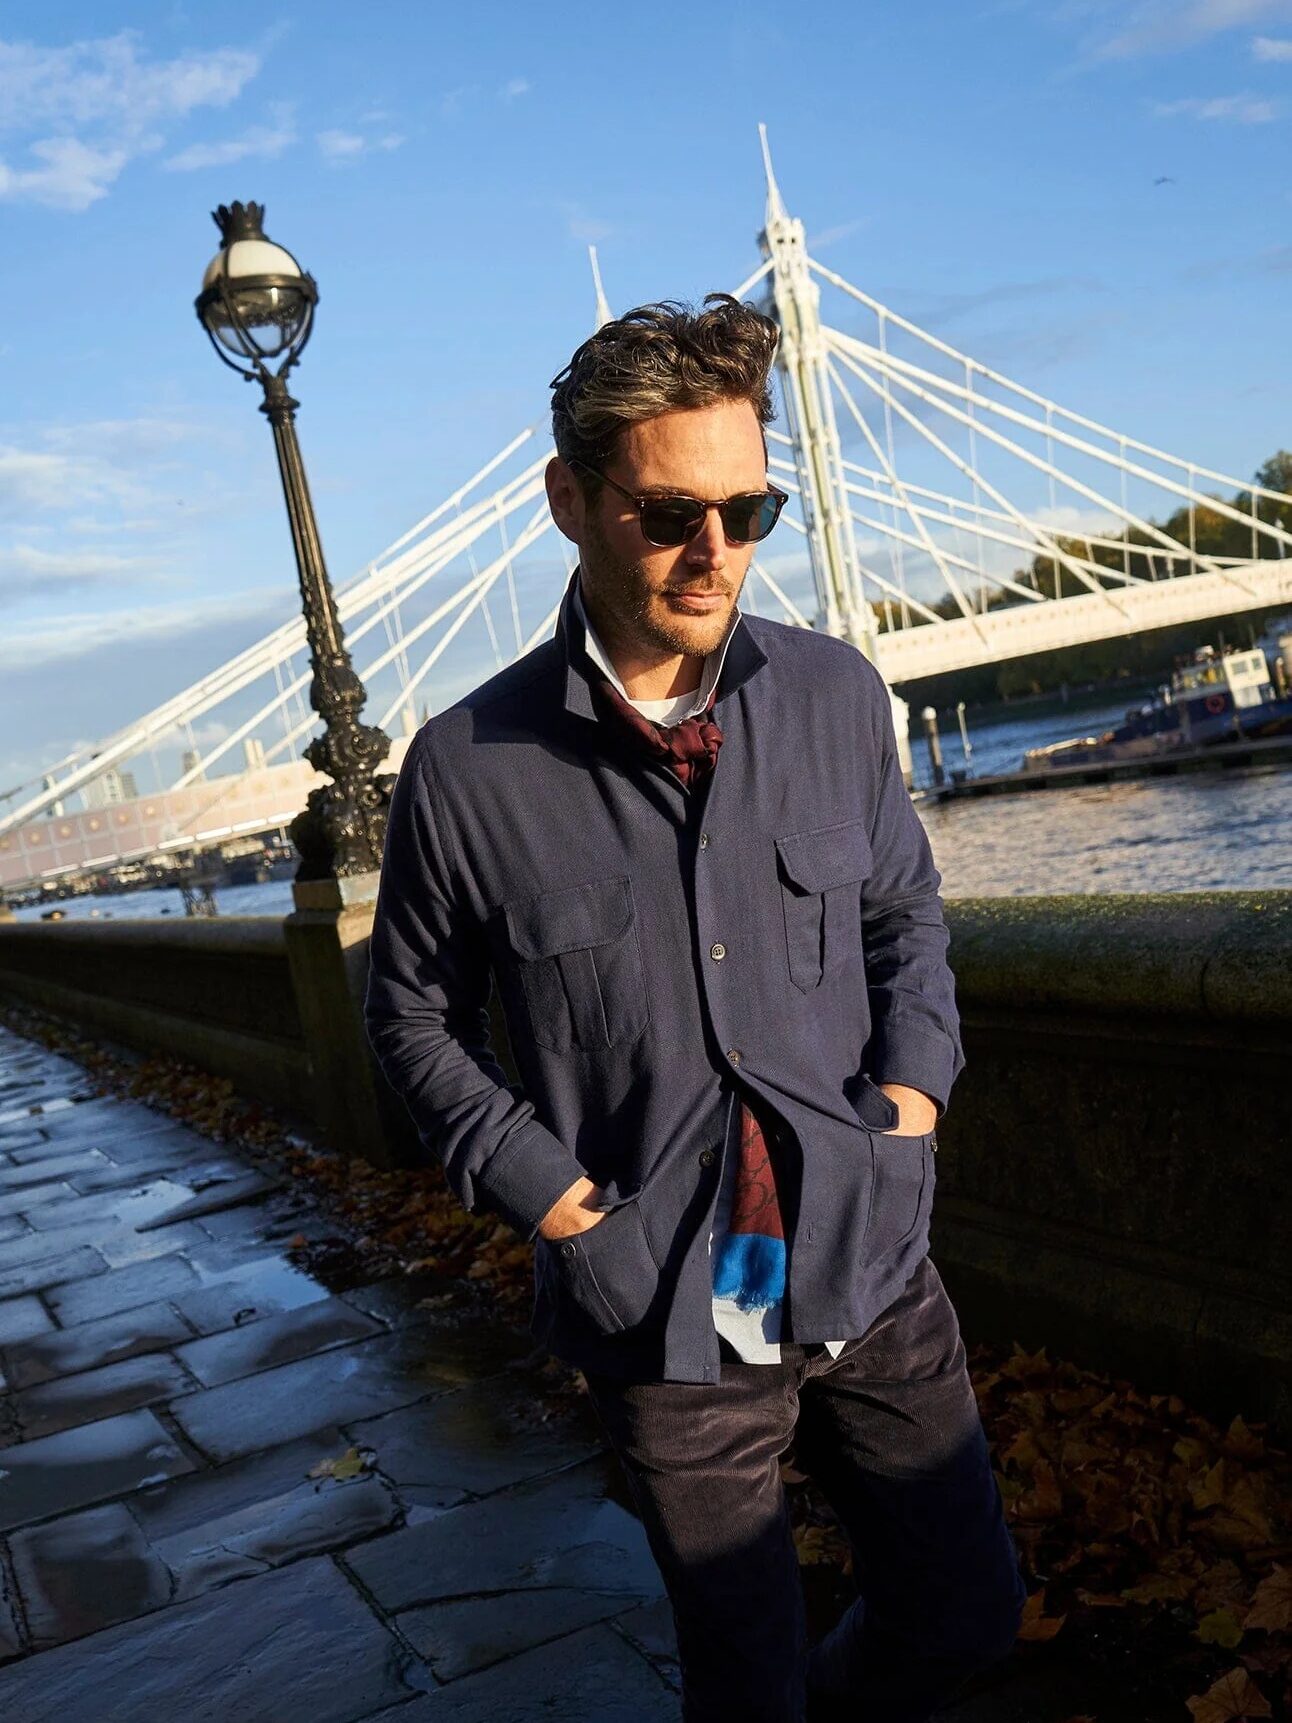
[{"xmin": 195, "ymin": 201, "xmax": 391, "ymax": 883}]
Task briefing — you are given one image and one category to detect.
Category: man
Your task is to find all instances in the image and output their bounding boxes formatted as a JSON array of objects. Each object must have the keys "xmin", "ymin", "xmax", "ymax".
[{"xmin": 364, "ymin": 295, "xmax": 1026, "ymax": 1721}]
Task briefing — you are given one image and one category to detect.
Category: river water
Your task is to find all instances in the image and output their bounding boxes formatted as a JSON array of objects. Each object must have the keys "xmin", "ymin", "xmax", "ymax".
[{"xmin": 8, "ymin": 689, "xmax": 1288, "ymax": 921}]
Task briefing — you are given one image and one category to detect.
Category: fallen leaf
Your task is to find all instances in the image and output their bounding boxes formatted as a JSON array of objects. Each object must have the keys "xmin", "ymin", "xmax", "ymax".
[
  {"xmin": 306, "ymin": 1445, "xmax": 369, "ymax": 1482},
  {"xmin": 1185, "ymin": 1666, "xmax": 1272, "ymax": 1721},
  {"xmin": 1017, "ymin": 1588, "xmax": 1066, "ymax": 1642},
  {"xmin": 1191, "ymin": 1459, "xmax": 1228, "ymax": 1512},
  {"xmin": 1244, "ymin": 1566, "xmax": 1292, "ymax": 1634},
  {"xmin": 1196, "ymin": 1608, "xmax": 1245, "ymax": 1649}
]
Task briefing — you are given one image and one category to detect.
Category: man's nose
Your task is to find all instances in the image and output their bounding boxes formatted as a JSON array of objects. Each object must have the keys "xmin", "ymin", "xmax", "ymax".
[{"xmin": 684, "ymin": 505, "xmax": 729, "ymax": 567}]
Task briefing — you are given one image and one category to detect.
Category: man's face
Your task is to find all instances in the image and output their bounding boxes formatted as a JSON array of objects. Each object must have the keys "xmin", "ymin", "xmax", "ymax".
[{"xmin": 547, "ymin": 398, "xmax": 768, "ymax": 662}]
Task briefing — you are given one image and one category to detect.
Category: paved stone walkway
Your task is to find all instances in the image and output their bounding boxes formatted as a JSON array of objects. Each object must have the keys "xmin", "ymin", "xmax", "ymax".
[
  {"xmin": 0, "ymin": 1027, "xmax": 679, "ymax": 1720},
  {"xmin": 0, "ymin": 1022, "xmax": 1096, "ymax": 1722}
]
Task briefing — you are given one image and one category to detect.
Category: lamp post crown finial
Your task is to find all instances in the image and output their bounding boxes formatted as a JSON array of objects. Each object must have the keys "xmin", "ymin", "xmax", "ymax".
[{"xmin": 212, "ymin": 201, "xmax": 267, "ymax": 246}]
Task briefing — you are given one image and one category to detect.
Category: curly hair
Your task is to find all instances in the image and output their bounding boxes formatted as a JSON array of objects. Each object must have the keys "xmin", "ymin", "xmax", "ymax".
[{"xmin": 550, "ymin": 294, "xmax": 780, "ymax": 493}]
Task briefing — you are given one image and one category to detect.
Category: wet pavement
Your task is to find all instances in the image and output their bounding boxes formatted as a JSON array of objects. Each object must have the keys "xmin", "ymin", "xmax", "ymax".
[
  {"xmin": 0, "ymin": 1026, "xmax": 678, "ymax": 1720},
  {"xmin": 0, "ymin": 1023, "xmax": 1083, "ymax": 1722}
]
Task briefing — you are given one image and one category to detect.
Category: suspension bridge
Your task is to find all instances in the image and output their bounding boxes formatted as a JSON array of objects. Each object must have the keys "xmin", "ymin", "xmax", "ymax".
[{"xmin": 4, "ymin": 129, "xmax": 1291, "ymax": 895}]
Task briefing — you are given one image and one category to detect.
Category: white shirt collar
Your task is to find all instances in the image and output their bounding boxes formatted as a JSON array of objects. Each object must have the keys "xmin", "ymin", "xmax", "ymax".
[{"xmin": 574, "ymin": 573, "xmax": 741, "ymax": 727}]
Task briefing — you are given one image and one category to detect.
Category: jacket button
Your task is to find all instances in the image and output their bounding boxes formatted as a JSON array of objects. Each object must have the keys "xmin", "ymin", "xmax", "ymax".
[
  {"xmin": 699, "ymin": 832, "xmax": 711, "ymax": 849},
  {"xmin": 710, "ymin": 942, "xmax": 727, "ymax": 961},
  {"xmin": 560, "ymin": 1241, "xmax": 576, "ymax": 1257},
  {"xmin": 698, "ymin": 1148, "xmax": 715, "ymax": 1168},
  {"xmin": 727, "ymin": 1047, "xmax": 743, "ymax": 1065}
]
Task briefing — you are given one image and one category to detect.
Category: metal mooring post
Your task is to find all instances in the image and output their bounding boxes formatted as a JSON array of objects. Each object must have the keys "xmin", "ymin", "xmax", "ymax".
[{"xmin": 922, "ymin": 706, "xmax": 945, "ymax": 788}]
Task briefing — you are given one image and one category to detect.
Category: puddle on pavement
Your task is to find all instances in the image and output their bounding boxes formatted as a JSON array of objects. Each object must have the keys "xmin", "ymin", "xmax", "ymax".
[{"xmin": 110, "ymin": 1182, "xmax": 204, "ymax": 1228}]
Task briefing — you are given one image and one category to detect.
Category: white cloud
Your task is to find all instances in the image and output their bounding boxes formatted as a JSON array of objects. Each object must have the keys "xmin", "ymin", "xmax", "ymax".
[
  {"xmin": 806, "ymin": 218, "xmax": 866, "ymax": 252},
  {"xmin": 0, "ymin": 34, "xmax": 257, "ymax": 130},
  {"xmin": 0, "ymin": 587, "xmax": 287, "ymax": 673},
  {"xmin": 1252, "ymin": 31, "xmax": 1292, "ymax": 53},
  {"xmin": 0, "ymin": 543, "xmax": 166, "ymax": 594},
  {"xmin": 165, "ymin": 116, "xmax": 295, "ymax": 172},
  {"xmin": 0, "ymin": 135, "xmax": 132, "ymax": 211},
  {"xmin": 500, "ymin": 77, "xmax": 531, "ymax": 100},
  {"xmin": 1079, "ymin": 0, "xmax": 1292, "ymax": 59},
  {"xmin": 316, "ymin": 128, "xmax": 403, "ymax": 163},
  {"xmin": 0, "ymin": 418, "xmax": 199, "ymax": 515},
  {"xmin": 0, "ymin": 32, "xmax": 260, "ymax": 210},
  {"xmin": 1152, "ymin": 92, "xmax": 1278, "ymax": 120}
]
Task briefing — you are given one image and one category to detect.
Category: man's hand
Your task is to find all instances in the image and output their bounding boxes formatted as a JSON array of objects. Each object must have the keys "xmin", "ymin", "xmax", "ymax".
[
  {"xmin": 878, "ymin": 1082, "xmax": 939, "ymax": 1136},
  {"xmin": 538, "ymin": 1175, "xmax": 608, "ymax": 1241}
]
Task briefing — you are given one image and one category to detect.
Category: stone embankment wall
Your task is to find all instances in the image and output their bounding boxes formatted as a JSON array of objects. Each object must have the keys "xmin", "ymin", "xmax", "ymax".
[
  {"xmin": 0, "ymin": 916, "xmax": 312, "ymax": 1122},
  {"xmin": 0, "ymin": 891, "xmax": 1287, "ymax": 1431}
]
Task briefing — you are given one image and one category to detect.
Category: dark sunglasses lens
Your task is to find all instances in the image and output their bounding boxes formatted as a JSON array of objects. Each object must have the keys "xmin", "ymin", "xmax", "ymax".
[
  {"xmin": 722, "ymin": 493, "xmax": 781, "ymax": 543},
  {"xmin": 640, "ymin": 499, "xmax": 704, "ymax": 545}
]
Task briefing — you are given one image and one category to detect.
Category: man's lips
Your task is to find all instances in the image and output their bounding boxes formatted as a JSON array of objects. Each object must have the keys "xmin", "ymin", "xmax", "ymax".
[{"xmin": 663, "ymin": 590, "xmax": 728, "ymax": 613}]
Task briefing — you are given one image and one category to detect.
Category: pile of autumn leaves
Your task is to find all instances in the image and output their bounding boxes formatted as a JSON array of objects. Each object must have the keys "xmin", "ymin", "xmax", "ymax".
[
  {"xmin": 968, "ymin": 1351, "xmax": 1288, "ymax": 1721},
  {"xmin": 3, "ymin": 1002, "xmax": 1289, "ymax": 1722}
]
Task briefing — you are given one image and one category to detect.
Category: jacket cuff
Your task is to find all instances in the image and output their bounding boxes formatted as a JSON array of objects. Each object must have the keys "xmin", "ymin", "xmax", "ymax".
[
  {"xmin": 868, "ymin": 1024, "xmax": 963, "ymax": 1116},
  {"xmin": 478, "ymin": 1119, "xmax": 587, "ymax": 1241}
]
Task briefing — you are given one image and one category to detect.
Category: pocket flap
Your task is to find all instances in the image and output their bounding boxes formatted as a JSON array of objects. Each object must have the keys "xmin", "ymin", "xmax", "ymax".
[
  {"xmin": 503, "ymin": 875, "xmax": 633, "ymax": 960},
  {"xmin": 775, "ymin": 820, "xmax": 873, "ymax": 894}
]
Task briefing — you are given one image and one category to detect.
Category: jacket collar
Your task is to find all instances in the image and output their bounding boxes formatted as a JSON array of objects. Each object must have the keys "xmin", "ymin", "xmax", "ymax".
[{"xmin": 556, "ymin": 567, "xmax": 768, "ymax": 723}]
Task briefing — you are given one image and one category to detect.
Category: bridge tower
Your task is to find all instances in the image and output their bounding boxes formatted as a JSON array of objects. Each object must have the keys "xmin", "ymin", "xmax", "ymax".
[{"xmin": 758, "ymin": 128, "xmax": 912, "ymax": 769}]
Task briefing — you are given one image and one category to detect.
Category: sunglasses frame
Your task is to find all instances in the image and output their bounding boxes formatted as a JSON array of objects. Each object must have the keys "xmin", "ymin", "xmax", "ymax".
[{"xmin": 570, "ymin": 458, "xmax": 788, "ymax": 548}]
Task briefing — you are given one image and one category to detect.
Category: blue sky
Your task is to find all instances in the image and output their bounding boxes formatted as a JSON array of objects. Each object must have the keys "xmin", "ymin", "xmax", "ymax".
[{"xmin": 4, "ymin": 0, "xmax": 1292, "ymax": 794}]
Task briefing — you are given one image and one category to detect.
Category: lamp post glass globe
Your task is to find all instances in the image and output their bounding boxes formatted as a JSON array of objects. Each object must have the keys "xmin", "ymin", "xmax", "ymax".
[{"xmin": 196, "ymin": 201, "xmax": 316, "ymax": 374}]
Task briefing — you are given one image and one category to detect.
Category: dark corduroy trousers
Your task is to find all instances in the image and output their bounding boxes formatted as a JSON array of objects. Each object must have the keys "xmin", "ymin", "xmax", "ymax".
[{"xmin": 582, "ymin": 1255, "xmax": 1027, "ymax": 1723}]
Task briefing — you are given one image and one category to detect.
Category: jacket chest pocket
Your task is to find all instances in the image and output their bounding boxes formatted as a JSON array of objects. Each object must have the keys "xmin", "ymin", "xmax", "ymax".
[
  {"xmin": 503, "ymin": 875, "xmax": 650, "ymax": 1055},
  {"xmin": 774, "ymin": 820, "xmax": 872, "ymax": 992}
]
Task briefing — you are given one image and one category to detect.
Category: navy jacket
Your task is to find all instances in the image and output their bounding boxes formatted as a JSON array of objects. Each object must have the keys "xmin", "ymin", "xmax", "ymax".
[{"xmin": 363, "ymin": 571, "xmax": 964, "ymax": 1383}]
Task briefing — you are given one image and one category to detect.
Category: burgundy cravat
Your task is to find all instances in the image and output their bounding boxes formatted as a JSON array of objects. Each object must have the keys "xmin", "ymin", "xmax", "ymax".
[{"xmin": 589, "ymin": 672, "xmax": 787, "ymax": 1305}]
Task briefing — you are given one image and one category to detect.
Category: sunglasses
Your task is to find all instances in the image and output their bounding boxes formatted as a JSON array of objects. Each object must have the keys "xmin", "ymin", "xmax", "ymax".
[{"xmin": 571, "ymin": 458, "xmax": 788, "ymax": 548}]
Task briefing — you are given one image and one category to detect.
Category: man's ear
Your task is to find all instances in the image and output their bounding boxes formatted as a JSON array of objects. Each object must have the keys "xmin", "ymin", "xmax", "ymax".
[{"xmin": 545, "ymin": 455, "xmax": 583, "ymax": 544}]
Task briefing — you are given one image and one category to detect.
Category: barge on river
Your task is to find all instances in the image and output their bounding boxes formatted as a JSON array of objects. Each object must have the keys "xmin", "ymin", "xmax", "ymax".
[{"xmin": 925, "ymin": 645, "xmax": 1292, "ymax": 801}]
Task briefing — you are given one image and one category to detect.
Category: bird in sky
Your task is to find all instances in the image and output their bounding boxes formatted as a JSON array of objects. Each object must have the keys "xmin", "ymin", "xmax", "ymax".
[{"xmin": 1153, "ymin": 175, "xmax": 1176, "ymax": 186}]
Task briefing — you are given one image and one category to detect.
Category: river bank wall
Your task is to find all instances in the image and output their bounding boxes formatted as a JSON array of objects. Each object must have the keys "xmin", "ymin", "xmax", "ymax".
[{"xmin": 0, "ymin": 891, "xmax": 1286, "ymax": 1432}]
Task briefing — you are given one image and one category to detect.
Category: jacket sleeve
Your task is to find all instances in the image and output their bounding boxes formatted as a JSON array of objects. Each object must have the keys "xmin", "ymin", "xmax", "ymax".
[
  {"xmin": 363, "ymin": 733, "xmax": 587, "ymax": 1239},
  {"xmin": 858, "ymin": 668, "xmax": 965, "ymax": 1113}
]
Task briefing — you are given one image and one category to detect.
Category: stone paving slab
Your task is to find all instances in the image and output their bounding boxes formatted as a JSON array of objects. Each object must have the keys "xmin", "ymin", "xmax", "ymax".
[
  {"xmin": 169, "ymin": 1327, "xmax": 470, "ymax": 1463},
  {"xmin": 170, "ymin": 1253, "xmax": 334, "ymax": 1333},
  {"xmin": 4, "ymin": 1348, "xmax": 199, "ymax": 1445},
  {"xmin": 160, "ymin": 1471, "xmax": 403, "ymax": 1601},
  {"xmin": 610, "ymin": 1596, "xmax": 681, "ymax": 1693},
  {"xmin": 345, "ymin": 1372, "xmax": 602, "ymax": 1509},
  {"xmin": 42, "ymin": 1250, "xmax": 202, "ymax": 1325},
  {"xmin": 135, "ymin": 1170, "xmax": 284, "ymax": 1230},
  {"xmin": 0, "ymin": 1215, "xmax": 207, "ymax": 1276},
  {"xmin": 65, "ymin": 1157, "xmax": 208, "ymax": 1194},
  {"xmin": 1, "ymin": 1299, "xmax": 193, "ymax": 1388},
  {"xmin": 0, "ymin": 1182, "xmax": 75, "ymax": 1219},
  {"xmin": 0, "ymin": 1217, "xmax": 25, "ymax": 1243},
  {"xmin": 33, "ymin": 1104, "xmax": 190, "ymax": 1146},
  {"xmin": 346, "ymin": 1455, "xmax": 665, "ymax": 1675},
  {"xmin": 0, "ymin": 1246, "xmax": 106, "ymax": 1303},
  {"xmin": 0, "ymin": 1152, "xmax": 105, "ymax": 1185},
  {"xmin": 173, "ymin": 1294, "xmax": 384, "ymax": 1387},
  {"xmin": 356, "ymin": 1622, "xmax": 677, "ymax": 1721},
  {"xmin": 8, "ymin": 1499, "xmax": 173, "ymax": 1648},
  {"xmin": 0, "ymin": 1555, "xmax": 418, "ymax": 1723},
  {"xmin": 0, "ymin": 1295, "xmax": 55, "ymax": 1347},
  {"xmin": 128, "ymin": 1424, "xmax": 351, "ymax": 1542},
  {"xmin": 4, "ymin": 1142, "xmax": 106, "ymax": 1170},
  {"xmin": 0, "ymin": 1405, "xmax": 198, "ymax": 1533}
]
